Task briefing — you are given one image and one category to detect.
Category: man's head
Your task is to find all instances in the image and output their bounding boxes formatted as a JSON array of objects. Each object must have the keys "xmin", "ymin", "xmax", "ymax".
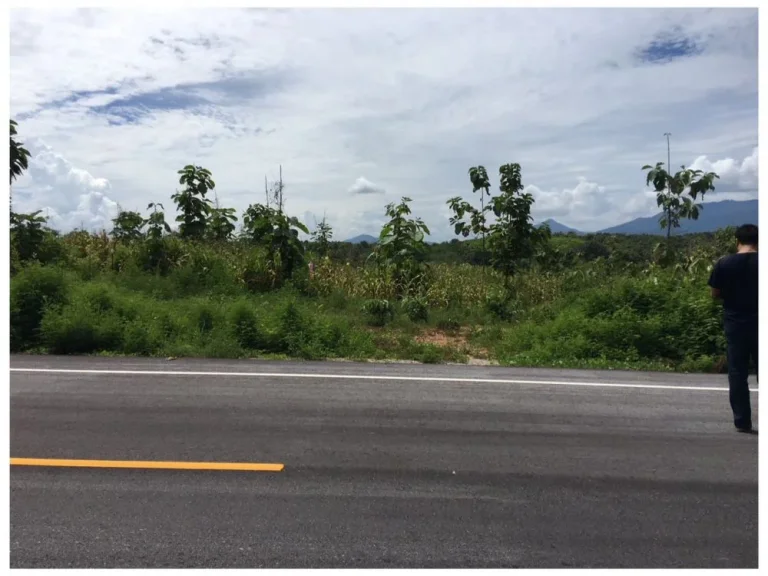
[{"xmin": 735, "ymin": 224, "xmax": 758, "ymax": 249}]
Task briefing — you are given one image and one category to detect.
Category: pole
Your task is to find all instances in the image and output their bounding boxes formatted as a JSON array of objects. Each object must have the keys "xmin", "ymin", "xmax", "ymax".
[{"xmin": 664, "ymin": 132, "xmax": 672, "ymax": 241}]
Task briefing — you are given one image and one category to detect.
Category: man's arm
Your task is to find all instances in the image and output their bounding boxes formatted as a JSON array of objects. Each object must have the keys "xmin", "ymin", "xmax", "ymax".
[{"xmin": 708, "ymin": 260, "xmax": 722, "ymax": 299}]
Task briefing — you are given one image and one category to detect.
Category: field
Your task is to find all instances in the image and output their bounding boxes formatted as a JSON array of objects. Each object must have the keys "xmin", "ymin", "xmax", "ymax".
[{"xmin": 9, "ymin": 226, "xmax": 736, "ymax": 373}]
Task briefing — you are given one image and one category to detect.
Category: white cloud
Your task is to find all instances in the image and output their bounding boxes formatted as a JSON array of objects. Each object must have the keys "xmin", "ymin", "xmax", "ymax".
[
  {"xmin": 9, "ymin": 8, "xmax": 758, "ymax": 240},
  {"xmin": 348, "ymin": 176, "xmax": 385, "ymax": 195},
  {"xmin": 12, "ymin": 141, "xmax": 119, "ymax": 231},
  {"xmin": 689, "ymin": 146, "xmax": 758, "ymax": 193}
]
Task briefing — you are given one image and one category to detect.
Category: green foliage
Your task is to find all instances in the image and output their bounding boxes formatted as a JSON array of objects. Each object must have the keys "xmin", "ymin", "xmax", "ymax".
[
  {"xmin": 111, "ymin": 209, "xmax": 145, "ymax": 242},
  {"xmin": 242, "ymin": 203, "xmax": 309, "ymax": 281},
  {"xmin": 10, "ymin": 210, "xmax": 49, "ymax": 263},
  {"xmin": 488, "ymin": 163, "xmax": 550, "ymax": 282},
  {"xmin": 228, "ymin": 301, "xmax": 265, "ymax": 350},
  {"xmin": 10, "ymin": 264, "xmax": 69, "ymax": 351},
  {"xmin": 172, "ymin": 165, "xmax": 215, "ymax": 239},
  {"xmin": 370, "ymin": 197, "xmax": 431, "ymax": 297},
  {"xmin": 402, "ymin": 296, "xmax": 428, "ymax": 322},
  {"xmin": 10, "ymin": 119, "xmax": 30, "ymax": 185},
  {"xmin": 208, "ymin": 204, "xmax": 238, "ymax": 242},
  {"xmin": 311, "ymin": 216, "xmax": 333, "ymax": 257},
  {"xmin": 362, "ymin": 299, "xmax": 395, "ymax": 326},
  {"xmin": 642, "ymin": 162, "xmax": 720, "ymax": 240},
  {"xmin": 449, "ymin": 163, "xmax": 550, "ymax": 284}
]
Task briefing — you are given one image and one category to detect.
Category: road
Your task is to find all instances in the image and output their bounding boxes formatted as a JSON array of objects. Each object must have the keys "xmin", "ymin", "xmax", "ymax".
[{"xmin": 10, "ymin": 355, "xmax": 759, "ymax": 568}]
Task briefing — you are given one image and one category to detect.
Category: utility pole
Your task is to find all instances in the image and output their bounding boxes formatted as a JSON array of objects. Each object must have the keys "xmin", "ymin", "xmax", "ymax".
[{"xmin": 664, "ymin": 132, "xmax": 673, "ymax": 241}]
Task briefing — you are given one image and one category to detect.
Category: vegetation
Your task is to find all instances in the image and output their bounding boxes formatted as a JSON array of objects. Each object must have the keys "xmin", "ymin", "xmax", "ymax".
[{"xmin": 10, "ymin": 118, "xmax": 734, "ymax": 372}]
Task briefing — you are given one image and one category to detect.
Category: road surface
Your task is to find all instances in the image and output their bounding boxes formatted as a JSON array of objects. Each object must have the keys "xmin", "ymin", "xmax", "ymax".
[{"xmin": 10, "ymin": 355, "xmax": 759, "ymax": 568}]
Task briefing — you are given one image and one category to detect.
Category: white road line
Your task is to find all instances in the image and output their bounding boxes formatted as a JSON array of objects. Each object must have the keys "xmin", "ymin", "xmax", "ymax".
[{"xmin": 9, "ymin": 367, "xmax": 754, "ymax": 392}]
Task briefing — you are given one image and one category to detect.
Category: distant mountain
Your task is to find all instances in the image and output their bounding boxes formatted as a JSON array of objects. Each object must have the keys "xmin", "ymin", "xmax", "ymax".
[
  {"xmin": 344, "ymin": 234, "xmax": 378, "ymax": 244},
  {"xmin": 599, "ymin": 199, "xmax": 758, "ymax": 235},
  {"xmin": 538, "ymin": 219, "xmax": 584, "ymax": 235}
]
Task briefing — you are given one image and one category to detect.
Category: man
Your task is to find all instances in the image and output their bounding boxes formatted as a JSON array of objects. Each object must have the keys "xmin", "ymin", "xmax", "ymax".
[{"xmin": 708, "ymin": 224, "xmax": 758, "ymax": 433}]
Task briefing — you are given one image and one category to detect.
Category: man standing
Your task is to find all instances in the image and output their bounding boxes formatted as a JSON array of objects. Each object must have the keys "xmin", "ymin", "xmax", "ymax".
[{"xmin": 708, "ymin": 224, "xmax": 758, "ymax": 433}]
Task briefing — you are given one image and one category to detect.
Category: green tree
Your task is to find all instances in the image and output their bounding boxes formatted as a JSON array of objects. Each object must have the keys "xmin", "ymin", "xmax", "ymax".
[
  {"xmin": 242, "ymin": 203, "xmax": 309, "ymax": 279},
  {"xmin": 642, "ymin": 162, "xmax": 719, "ymax": 241},
  {"xmin": 171, "ymin": 165, "xmax": 215, "ymax": 239},
  {"xmin": 447, "ymin": 166, "xmax": 494, "ymax": 267},
  {"xmin": 449, "ymin": 163, "xmax": 549, "ymax": 286},
  {"xmin": 370, "ymin": 197, "xmax": 430, "ymax": 296},
  {"xmin": 10, "ymin": 119, "xmax": 32, "ymax": 223},
  {"xmin": 207, "ymin": 196, "xmax": 238, "ymax": 242},
  {"xmin": 111, "ymin": 209, "xmax": 145, "ymax": 242},
  {"xmin": 10, "ymin": 210, "xmax": 48, "ymax": 262},
  {"xmin": 311, "ymin": 215, "xmax": 333, "ymax": 257},
  {"xmin": 10, "ymin": 119, "xmax": 30, "ymax": 185},
  {"xmin": 488, "ymin": 163, "xmax": 550, "ymax": 284}
]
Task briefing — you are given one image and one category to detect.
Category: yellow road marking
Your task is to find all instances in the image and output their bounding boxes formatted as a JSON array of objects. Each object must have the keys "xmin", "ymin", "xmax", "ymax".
[{"xmin": 10, "ymin": 458, "xmax": 284, "ymax": 472}]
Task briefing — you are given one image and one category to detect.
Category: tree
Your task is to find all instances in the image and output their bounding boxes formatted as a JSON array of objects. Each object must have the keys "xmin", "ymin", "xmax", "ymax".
[
  {"xmin": 642, "ymin": 162, "xmax": 719, "ymax": 241},
  {"xmin": 10, "ymin": 210, "xmax": 48, "ymax": 262},
  {"xmin": 242, "ymin": 203, "xmax": 309, "ymax": 279},
  {"xmin": 145, "ymin": 203, "xmax": 171, "ymax": 241},
  {"xmin": 207, "ymin": 195, "xmax": 238, "ymax": 242},
  {"xmin": 487, "ymin": 163, "xmax": 550, "ymax": 284},
  {"xmin": 171, "ymin": 165, "xmax": 215, "ymax": 239},
  {"xmin": 447, "ymin": 166, "xmax": 493, "ymax": 268},
  {"xmin": 370, "ymin": 197, "xmax": 430, "ymax": 296},
  {"xmin": 311, "ymin": 215, "xmax": 333, "ymax": 257},
  {"xmin": 10, "ymin": 119, "xmax": 32, "ymax": 223},
  {"xmin": 448, "ymin": 163, "xmax": 549, "ymax": 286},
  {"xmin": 10, "ymin": 119, "xmax": 30, "ymax": 185},
  {"xmin": 111, "ymin": 208, "xmax": 145, "ymax": 242}
]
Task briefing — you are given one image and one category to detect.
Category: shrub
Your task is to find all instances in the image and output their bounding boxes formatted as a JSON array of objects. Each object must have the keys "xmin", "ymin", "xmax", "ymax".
[
  {"xmin": 40, "ymin": 305, "xmax": 123, "ymax": 354},
  {"xmin": 228, "ymin": 301, "xmax": 265, "ymax": 350},
  {"xmin": 10, "ymin": 265, "xmax": 69, "ymax": 351},
  {"xmin": 362, "ymin": 299, "xmax": 395, "ymax": 326},
  {"xmin": 402, "ymin": 296, "xmax": 429, "ymax": 322}
]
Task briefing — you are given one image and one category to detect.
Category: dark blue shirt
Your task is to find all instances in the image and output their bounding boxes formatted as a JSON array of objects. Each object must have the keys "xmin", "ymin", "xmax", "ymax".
[{"xmin": 708, "ymin": 252, "xmax": 758, "ymax": 324}]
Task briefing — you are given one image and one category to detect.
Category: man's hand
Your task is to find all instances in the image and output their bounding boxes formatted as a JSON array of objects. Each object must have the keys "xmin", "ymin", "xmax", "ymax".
[{"xmin": 711, "ymin": 287, "xmax": 721, "ymax": 300}]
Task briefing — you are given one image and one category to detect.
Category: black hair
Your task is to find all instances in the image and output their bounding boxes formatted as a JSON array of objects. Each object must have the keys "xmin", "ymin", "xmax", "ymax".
[{"xmin": 735, "ymin": 224, "xmax": 758, "ymax": 246}]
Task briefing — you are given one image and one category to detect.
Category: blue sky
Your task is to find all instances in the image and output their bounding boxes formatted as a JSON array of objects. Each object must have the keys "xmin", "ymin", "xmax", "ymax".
[{"xmin": 10, "ymin": 8, "xmax": 758, "ymax": 239}]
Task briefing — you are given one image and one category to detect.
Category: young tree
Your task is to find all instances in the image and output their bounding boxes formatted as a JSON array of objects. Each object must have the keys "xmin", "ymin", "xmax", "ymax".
[
  {"xmin": 172, "ymin": 165, "xmax": 215, "ymax": 239},
  {"xmin": 10, "ymin": 119, "xmax": 31, "ymax": 221},
  {"xmin": 448, "ymin": 163, "xmax": 549, "ymax": 286},
  {"xmin": 10, "ymin": 210, "xmax": 48, "ymax": 262},
  {"xmin": 207, "ymin": 195, "xmax": 238, "ymax": 242},
  {"xmin": 642, "ymin": 162, "xmax": 719, "ymax": 241},
  {"xmin": 447, "ymin": 166, "xmax": 494, "ymax": 268},
  {"xmin": 242, "ymin": 203, "xmax": 309, "ymax": 279},
  {"xmin": 10, "ymin": 119, "xmax": 30, "ymax": 184},
  {"xmin": 488, "ymin": 163, "xmax": 550, "ymax": 284},
  {"xmin": 370, "ymin": 197, "xmax": 430, "ymax": 296},
  {"xmin": 111, "ymin": 208, "xmax": 145, "ymax": 242},
  {"xmin": 311, "ymin": 215, "xmax": 333, "ymax": 257}
]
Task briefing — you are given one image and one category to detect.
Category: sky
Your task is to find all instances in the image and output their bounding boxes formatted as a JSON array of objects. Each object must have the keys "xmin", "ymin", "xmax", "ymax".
[{"xmin": 9, "ymin": 7, "xmax": 759, "ymax": 241}]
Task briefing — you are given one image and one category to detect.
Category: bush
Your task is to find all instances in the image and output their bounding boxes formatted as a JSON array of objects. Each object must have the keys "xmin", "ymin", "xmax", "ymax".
[
  {"xmin": 10, "ymin": 265, "xmax": 69, "ymax": 351},
  {"xmin": 362, "ymin": 299, "xmax": 395, "ymax": 327},
  {"xmin": 40, "ymin": 304, "xmax": 123, "ymax": 354},
  {"xmin": 228, "ymin": 301, "xmax": 265, "ymax": 350},
  {"xmin": 402, "ymin": 296, "xmax": 428, "ymax": 322}
]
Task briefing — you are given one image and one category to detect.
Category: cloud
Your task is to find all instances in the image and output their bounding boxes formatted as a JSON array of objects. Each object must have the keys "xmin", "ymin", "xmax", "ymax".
[
  {"xmin": 9, "ymin": 8, "xmax": 758, "ymax": 240},
  {"xmin": 12, "ymin": 140, "xmax": 119, "ymax": 231},
  {"xmin": 689, "ymin": 146, "xmax": 758, "ymax": 194},
  {"xmin": 348, "ymin": 176, "xmax": 385, "ymax": 195}
]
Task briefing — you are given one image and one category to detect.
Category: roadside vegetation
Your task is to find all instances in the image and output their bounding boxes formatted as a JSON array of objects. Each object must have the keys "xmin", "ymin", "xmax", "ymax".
[{"xmin": 10, "ymin": 119, "xmax": 733, "ymax": 371}]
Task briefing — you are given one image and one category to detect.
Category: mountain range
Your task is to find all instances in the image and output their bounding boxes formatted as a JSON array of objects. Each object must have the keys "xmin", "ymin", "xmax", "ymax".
[{"xmin": 343, "ymin": 199, "xmax": 757, "ymax": 242}]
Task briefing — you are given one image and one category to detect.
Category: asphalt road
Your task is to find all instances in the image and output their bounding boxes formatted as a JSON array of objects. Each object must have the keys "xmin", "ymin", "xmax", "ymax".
[{"xmin": 10, "ymin": 356, "xmax": 759, "ymax": 568}]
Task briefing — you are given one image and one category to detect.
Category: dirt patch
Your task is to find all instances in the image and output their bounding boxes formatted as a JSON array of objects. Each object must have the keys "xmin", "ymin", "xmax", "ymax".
[{"xmin": 414, "ymin": 328, "xmax": 490, "ymax": 360}]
